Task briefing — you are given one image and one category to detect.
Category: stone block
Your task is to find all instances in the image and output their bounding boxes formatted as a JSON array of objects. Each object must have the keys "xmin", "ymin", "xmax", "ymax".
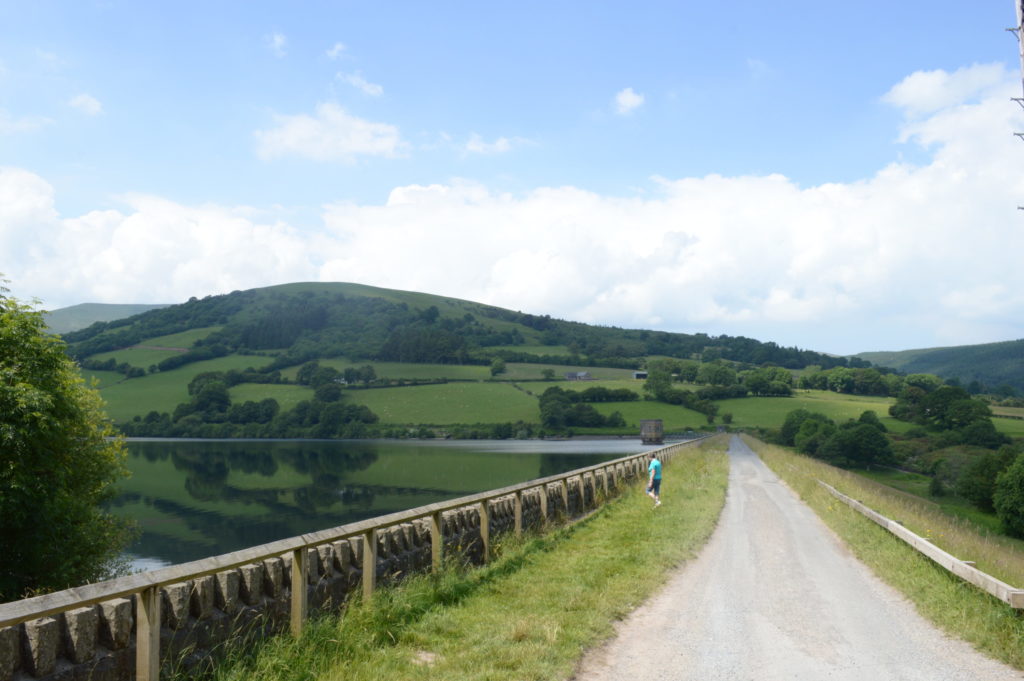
[
  {"xmin": 239, "ymin": 564, "xmax": 263, "ymax": 606},
  {"xmin": 350, "ymin": 536, "xmax": 363, "ymax": 564},
  {"xmin": 389, "ymin": 526, "xmax": 406, "ymax": 553},
  {"xmin": 215, "ymin": 570, "xmax": 240, "ymax": 614},
  {"xmin": 191, "ymin": 575, "xmax": 216, "ymax": 619},
  {"xmin": 21, "ymin": 617, "xmax": 58, "ymax": 677},
  {"xmin": 0, "ymin": 626, "xmax": 18, "ymax": 681},
  {"xmin": 61, "ymin": 605, "xmax": 99, "ymax": 664},
  {"xmin": 306, "ymin": 547, "xmax": 321, "ymax": 584},
  {"xmin": 400, "ymin": 523, "xmax": 416, "ymax": 548},
  {"xmin": 332, "ymin": 540, "xmax": 352, "ymax": 572},
  {"xmin": 317, "ymin": 545, "xmax": 334, "ymax": 579},
  {"xmin": 98, "ymin": 598, "xmax": 132, "ymax": 650},
  {"xmin": 163, "ymin": 582, "xmax": 191, "ymax": 629},
  {"xmin": 263, "ymin": 557, "xmax": 284, "ymax": 598}
]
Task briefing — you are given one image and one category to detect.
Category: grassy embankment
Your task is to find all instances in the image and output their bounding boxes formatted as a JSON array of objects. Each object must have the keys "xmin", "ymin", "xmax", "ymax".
[
  {"xmin": 745, "ymin": 435, "xmax": 1024, "ymax": 669},
  {"xmin": 177, "ymin": 437, "xmax": 730, "ymax": 681}
]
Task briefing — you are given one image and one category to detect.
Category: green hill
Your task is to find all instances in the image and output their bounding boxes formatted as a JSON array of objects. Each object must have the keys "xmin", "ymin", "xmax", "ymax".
[
  {"xmin": 857, "ymin": 339, "xmax": 1024, "ymax": 394},
  {"xmin": 61, "ymin": 281, "xmax": 874, "ymax": 434},
  {"xmin": 44, "ymin": 302, "xmax": 170, "ymax": 335}
]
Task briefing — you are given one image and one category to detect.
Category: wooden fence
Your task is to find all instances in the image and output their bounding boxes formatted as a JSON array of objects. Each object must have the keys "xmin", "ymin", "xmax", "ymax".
[
  {"xmin": 819, "ymin": 480, "xmax": 1024, "ymax": 609},
  {"xmin": 0, "ymin": 437, "xmax": 707, "ymax": 681}
]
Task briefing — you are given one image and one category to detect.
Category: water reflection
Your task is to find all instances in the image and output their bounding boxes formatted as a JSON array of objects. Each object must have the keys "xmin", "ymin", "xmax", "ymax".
[{"xmin": 113, "ymin": 439, "xmax": 654, "ymax": 567}]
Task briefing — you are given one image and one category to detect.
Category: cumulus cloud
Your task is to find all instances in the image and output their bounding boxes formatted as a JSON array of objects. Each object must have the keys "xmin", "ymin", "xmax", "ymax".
[
  {"xmin": 254, "ymin": 102, "xmax": 406, "ymax": 162},
  {"xmin": 266, "ymin": 33, "xmax": 287, "ymax": 57},
  {"xmin": 882, "ymin": 62, "xmax": 1008, "ymax": 117},
  {"xmin": 338, "ymin": 72, "xmax": 383, "ymax": 96},
  {"xmin": 5, "ymin": 65, "xmax": 1024, "ymax": 354},
  {"xmin": 614, "ymin": 87, "xmax": 644, "ymax": 115},
  {"xmin": 68, "ymin": 93, "xmax": 103, "ymax": 115}
]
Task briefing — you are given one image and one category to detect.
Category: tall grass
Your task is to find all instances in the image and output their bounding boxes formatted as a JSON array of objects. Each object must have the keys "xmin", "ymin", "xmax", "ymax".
[
  {"xmin": 745, "ymin": 435, "xmax": 1024, "ymax": 669},
  {"xmin": 184, "ymin": 437, "xmax": 730, "ymax": 681}
]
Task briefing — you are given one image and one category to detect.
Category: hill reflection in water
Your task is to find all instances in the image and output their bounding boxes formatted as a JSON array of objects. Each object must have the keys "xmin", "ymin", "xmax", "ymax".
[{"xmin": 112, "ymin": 438, "xmax": 657, "ymax": 567}]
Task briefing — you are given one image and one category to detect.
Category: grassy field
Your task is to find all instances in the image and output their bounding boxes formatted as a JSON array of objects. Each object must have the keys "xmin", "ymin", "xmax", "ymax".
[
  {"xmin": 96, "ymin": 354, "xmax": 274, "ymax": 422},
  {"xmin": 89, "ymin": 326, "xmax": 226, "ymax": 367},
  {"xmin": 748, "ymin": 436, "xmax": 1024, "ymax": 669},
  {"xmin": 229, "ymin": 383, "xmax": 314, "ymax": 411},
  {"xmin": 279, "ymin": 360, "xmax": 491, "ymax": 382},
  {"xmin": 184, "ymin": 437, "xmax": 730, "ymax": 681},
  {"xmin": 82, "ymin": 369, "xmax": 125, "ymax": 390},
  {"xmin": 856, "ymin": 468, "xmax": 1003, "ymax": 534},
  {"xmin": 346, "ymin": 383, "xmax": 540, "ymax": 424},
  {"xmin": 718, "ymin": 390, "xmax": 910, "ymax": 432}
]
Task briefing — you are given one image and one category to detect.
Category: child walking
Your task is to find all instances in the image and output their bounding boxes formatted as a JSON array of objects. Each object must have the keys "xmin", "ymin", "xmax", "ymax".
[{"xmin": 646, "ymin": 452, "xmax": 662, "ymax": 507}]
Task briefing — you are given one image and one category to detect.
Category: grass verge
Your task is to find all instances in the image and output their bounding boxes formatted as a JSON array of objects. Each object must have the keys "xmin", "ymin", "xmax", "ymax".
[
  {"xmin": 190, "ymin": 436, "xmax": 729, "ymax": 681},
  {"xmin": 745, "ymin": 434, "xmax": 1024, "ymax": 670}
]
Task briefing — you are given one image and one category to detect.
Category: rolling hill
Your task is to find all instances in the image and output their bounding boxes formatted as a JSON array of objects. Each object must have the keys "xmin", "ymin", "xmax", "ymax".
[
  {"xmin": 857, "ymin": 339, "xmax": 1024, "ymax": 394},
  {"xmin": 44, "ymin": 302, "xmax": 170, "ymax": 335}
]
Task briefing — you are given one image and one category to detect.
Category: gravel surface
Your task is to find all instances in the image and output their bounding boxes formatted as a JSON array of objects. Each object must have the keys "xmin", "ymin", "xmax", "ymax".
[{"xmin": 574, "ymin": 436, "xmax": 1023, "ymax": 680}]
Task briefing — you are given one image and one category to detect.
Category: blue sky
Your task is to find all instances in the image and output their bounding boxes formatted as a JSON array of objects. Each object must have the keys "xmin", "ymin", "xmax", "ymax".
[{"xmin": 2, "ymin": 1, "xmax": 1023, "ymax": 355}]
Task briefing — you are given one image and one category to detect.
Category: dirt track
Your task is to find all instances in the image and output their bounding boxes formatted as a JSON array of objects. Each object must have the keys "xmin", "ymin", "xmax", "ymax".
[{"xmin": 574, "ymin": 436, "xmax": 1022, "ymax": 681}]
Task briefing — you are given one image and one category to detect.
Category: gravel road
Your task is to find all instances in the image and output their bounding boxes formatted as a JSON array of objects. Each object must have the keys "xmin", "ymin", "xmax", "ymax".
[{"xmin": 574, "ymin": 436, "xmax": 1022, "ymax": 680}]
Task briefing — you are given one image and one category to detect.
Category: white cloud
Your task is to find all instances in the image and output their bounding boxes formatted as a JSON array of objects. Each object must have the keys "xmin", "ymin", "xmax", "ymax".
[
  {"xmin": 0, "ymin": 110, "xmax": 51, "ymax": 134},
  {"xmin": 326, "ymin": 42, "xmax": 346, "ymax": 59},
  {"xmin": 254, "ymin": 102, "xmax": 406, "ymax": 162},
  {"xmin": 464, "ymin": 133, "xmax": 531, "ymax": 154},
  {"xmin": 5, "ymin": 65, "xmax": 1024, "ymax": 354},
  {"xmin": 614, "ymin": 87, "xmax": 644, "ymax": 115},
  {"xmin": 68, "ymin": 93, "xmax": 103, "ymax": 116},
  {"xmin": 882, "ymin": 62, "xmax": 1008, "ymax": 117},
  {"xmin": 266, "ymin": 33, "xmax": 287, "ymax": 57},
  {"xmin": 338, "ymin": 72, "xmax": 383, "ymax": 96}
]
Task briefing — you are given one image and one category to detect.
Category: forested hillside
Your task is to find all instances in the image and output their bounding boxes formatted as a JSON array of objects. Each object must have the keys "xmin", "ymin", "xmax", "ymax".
[
  {"xmin": 64, "ymin": 282, "xmax": 853, "ymax": 371},
  {"xmin": 858, "ymin": 339, "xmax": 1024, "ymax": 395}
]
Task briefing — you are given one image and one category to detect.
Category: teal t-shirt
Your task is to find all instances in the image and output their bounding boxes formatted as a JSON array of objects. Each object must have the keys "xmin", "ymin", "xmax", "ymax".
[{"xmin": 648, "ymin": 458, "xmax": 662, "ymax": 480}]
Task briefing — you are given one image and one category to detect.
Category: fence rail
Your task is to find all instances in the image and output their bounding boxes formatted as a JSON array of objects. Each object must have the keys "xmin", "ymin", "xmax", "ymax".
[
  {"xmin": 818, "ymin": 480, "xmax": 1024, "ymax": 609},
  {"xmin": 0, "ymin": 437, "xmax": 709, "ymax": 681}
]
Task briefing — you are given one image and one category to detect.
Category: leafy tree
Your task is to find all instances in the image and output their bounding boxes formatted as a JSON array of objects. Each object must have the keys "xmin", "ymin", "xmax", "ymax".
[
  {"xmin": 541, "ymin": 368, "xmax": 556, "ymax": 381},
  {"xmin": 1, "ymin": 291, "xmax": 134, "ymax": 600},
  {"xmin": 817, "ymin": 423, "xmax": 893, "ymax": 469},
  {"xmin": 490, "ymin": 358, "xmax": 507, "ymax": 376},
  {"xmin": 958, "ymin": 447, "xmax": 1017, "ymax": 512},
  {"xmin": 857, "ymin": 410, "xmax": 886, "ymax": 432},
  {"xmin": 994, "ymin": 453, "xmax": 1024, "ymax": 538}
]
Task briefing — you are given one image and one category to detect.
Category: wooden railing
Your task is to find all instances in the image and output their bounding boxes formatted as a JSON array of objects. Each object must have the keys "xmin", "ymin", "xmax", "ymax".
[
  {"xmin": 0, "ymin": 437, "xmax": 708, "ymax": 681},
  {"xmin": 819, "ymin": 480, "xmax": 1024, "ymax": 608}
]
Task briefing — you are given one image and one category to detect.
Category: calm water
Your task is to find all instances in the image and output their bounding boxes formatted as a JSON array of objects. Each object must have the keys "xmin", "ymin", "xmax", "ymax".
[{"xmin": 112, "ymin": 438, "xmax": 659, "ymax": 568}]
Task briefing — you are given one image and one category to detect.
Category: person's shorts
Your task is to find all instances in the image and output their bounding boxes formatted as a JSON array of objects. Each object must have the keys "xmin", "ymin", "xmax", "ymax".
[{"xmin": 647, "ymin": 478, "xmax": 661, "ymax": 495}]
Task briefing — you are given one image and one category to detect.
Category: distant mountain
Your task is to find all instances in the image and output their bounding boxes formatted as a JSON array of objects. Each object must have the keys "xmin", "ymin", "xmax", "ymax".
[
  {"xmin": 62, "ymin": 281, "xmax": 852, "ymax": 371},
  {"xmin": 44, "ymin": 303, "xmax": 171, "ymax": 335},
  {"xmin": 857, "ymin": 339, "xmax": 1024, "ymax": 393}
]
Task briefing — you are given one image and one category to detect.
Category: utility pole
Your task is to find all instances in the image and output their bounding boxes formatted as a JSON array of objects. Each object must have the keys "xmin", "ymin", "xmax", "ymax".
[{"xmin": 1012, "ymin": 2, "xmax": 1024, "ymax": 208}]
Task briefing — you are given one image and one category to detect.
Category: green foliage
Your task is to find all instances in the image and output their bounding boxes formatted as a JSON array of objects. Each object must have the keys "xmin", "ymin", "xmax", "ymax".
[
  {"xmin": 0, "ymin": 291, "xmax": 134, "ymax": 599},
  {"xmin": 538, "ymin": 387, "xmax": 626, "ymax": 430},
  {"xmin": 489, "ymin": 358, "xmax": 507, "ymax": 376},
  {"xmin": 957, "ymin": 447, "xmax": 1018, "ymax": 513},
  {"xmin": 817, "ymin": 423, "xmax": 893, "ymax": 469},
  {"xmin": 994, "ymin": 453, "xmax": 1024, "ymax": 538}
]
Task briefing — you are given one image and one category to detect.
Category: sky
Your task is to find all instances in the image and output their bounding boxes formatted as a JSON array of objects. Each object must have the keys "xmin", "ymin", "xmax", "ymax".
[{"xmin": 2, "ymin": 1, "xmax": 1024, "ymax": 356}]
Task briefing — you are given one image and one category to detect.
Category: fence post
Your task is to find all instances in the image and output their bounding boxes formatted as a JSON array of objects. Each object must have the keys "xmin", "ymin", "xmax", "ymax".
[
  {"xmin": 362, "ymin": 530, "xmax": 376, "ymax": 600},
  {"xmin": 430, "ymin": 512, "xmax": 443, "ymax": 571},
  {"xmin": 290, "ymin": 547, "xmax": 308, "ymax": 636},
  {"xmin": 136, "ymin": 586, "xmax": 161, "ymax": 681},
  {"xmin": 479, "ymin": 501, "xmax": 490, "ymax": 562},
  {"xmin": 514, "ymin": 491, "xmax": 523, "ymax": 537}
]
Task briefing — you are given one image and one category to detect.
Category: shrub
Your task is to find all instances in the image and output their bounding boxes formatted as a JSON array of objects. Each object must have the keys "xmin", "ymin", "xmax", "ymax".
[{"xmin": 994, "ymin": 453, "xmax": 1024, "ymax": 538}]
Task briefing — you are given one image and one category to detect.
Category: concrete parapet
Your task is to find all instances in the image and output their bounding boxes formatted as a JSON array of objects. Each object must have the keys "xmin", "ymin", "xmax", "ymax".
[
  {"xmin": 215, "ymin": 570, "xmax": 240, "ymax": 614},
  {"xmin": 0, "ymin": 625, "xmax": 18, "ymax": 681},
  {"xmin": 21, "ymin": 616, "xmax": 58, "ymax": 677},
  {"xmin": 61, "ymin": 605, "xmax": 98, "ymax": 664},
  {"xmin": 99, "ymin": 598, "xmax": 132, "ymax": 650}
]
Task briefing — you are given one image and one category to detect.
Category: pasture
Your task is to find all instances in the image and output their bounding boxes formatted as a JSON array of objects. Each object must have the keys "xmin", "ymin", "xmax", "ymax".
[
  {"xmin": 229, "ymin": 383, "xmax": 314, "ymax": 411},
  {"xmin": 345, "ymin": 382, "xmax": 539, "ymax": 424},
  {"xmin": 717, "ymin": 390, "xmax": 908, "ymax": 432},
  {"xmin": 95, "ymin": 353, "xmax": 274, "ymax": 422}
]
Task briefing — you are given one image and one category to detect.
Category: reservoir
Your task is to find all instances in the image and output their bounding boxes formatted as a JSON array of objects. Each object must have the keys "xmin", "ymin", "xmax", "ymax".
[{"xmin": 113, "ymin": 438, "xmax": 658, "ymax": 568}]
